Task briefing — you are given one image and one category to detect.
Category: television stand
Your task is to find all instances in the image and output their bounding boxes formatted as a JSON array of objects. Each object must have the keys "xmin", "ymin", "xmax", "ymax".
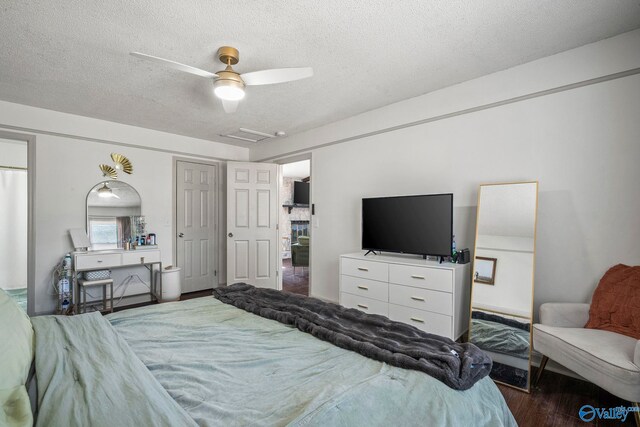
[
  {"xmin": 421, "ymin": 254, "xmax": 444, "ymax": 263},
  {"xmin": 338, "ymin": 252, "xmax": 470, "ymax": 341},
  {"xmin": 364, "ymin": 250, "xmax": 378, "ymax": 256}
]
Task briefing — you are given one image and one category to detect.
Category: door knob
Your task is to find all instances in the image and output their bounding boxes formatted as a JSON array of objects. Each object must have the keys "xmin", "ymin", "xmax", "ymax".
[
  {"xmin": 178, "ymin": 233, "xmax": 184, "ymax": 238},
  {"xmin": 228, "ymin": 232, "xmax": 234, "ymax": 238}
]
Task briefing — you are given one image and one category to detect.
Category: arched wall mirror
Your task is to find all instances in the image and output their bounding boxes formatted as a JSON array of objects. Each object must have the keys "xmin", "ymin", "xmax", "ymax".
[
  {"xmin": 469, "ymin": 181, "xmax": 538, "ymax": 392},
  {"xmin": 86, "ymin": 181, "xmax": 142, "ymax": 250}
]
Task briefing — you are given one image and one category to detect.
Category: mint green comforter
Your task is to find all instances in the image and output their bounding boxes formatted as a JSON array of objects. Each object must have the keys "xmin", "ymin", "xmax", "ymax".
[
  {"xmin": 31, "ymin": 313, "xmax": 197, "ymax": 427},
  {"xmin": 107, "ymin": 297, "xmax": 516, "ymax": 427}
]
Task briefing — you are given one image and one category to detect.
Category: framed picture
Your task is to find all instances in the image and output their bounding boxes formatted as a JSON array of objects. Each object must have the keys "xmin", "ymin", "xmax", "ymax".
[{"xmin": 474, "ymin": 257, "xmax": 497, "ymax": 285}]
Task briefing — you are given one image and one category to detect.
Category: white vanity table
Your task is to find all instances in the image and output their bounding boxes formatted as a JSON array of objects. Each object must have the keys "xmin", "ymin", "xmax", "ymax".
[
  {"xmin": 72, "ymin": 179, "xmax": 163, "ymax": 312},
  {"xmin": 73, "ymin": 248, "xmax": 163, "ymax": 309}
]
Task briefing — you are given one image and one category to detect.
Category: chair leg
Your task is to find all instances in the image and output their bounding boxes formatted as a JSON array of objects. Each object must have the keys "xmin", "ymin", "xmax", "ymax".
[
  {"xmin": 533, "ymin": 355, "xmax": 549, "ymax": 387},
  {"xmin": 633, "ymin": 402, "xmax": 639, "ymax": 427}
]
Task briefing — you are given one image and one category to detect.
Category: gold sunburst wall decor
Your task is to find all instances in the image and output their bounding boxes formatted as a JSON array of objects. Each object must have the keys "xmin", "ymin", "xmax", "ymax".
[
  {"xmin": 111, "ymin": 153, "xmax": 133, "ymax": 174},
  {"xmin": 99, "ymin": 164, "xmax": 118, "ymax": 179}
]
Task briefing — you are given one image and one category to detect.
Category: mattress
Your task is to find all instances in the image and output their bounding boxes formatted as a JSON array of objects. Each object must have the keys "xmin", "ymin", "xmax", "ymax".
[
  {"xmin": 470, "ymin": 314, "xmax": 531, "ymax": 360},
  {"xmin": 105, "ymin": 297, "xmax": 517, "ymax": 426},
  {"xmin": 29, "ymin": 296, "xmax": 517, "ymax": 426}
]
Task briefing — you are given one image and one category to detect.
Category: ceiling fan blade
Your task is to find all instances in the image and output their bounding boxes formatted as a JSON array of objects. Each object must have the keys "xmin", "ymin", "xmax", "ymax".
[
  {"xmin": 221, "ymin": 99, "xmax": 239, "ymax": 113},
  {"xmin": 130, "ymin": 52, "xmax": 216, "ymax": 79},
  {"xmin": 241, "ymin": 67, "xmax": 313, "ymax": 86}
]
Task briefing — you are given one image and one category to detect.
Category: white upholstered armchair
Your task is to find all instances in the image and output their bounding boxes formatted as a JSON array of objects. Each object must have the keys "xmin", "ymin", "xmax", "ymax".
[{"xmin": 532, "ymin": 303, "xmax": 640, "ymax": 423}]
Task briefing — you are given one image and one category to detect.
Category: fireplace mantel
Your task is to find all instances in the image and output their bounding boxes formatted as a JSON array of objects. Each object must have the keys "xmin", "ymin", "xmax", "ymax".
[{"xmin": 283, "ymin": 203, "xmax": 309, "ymax": 214}]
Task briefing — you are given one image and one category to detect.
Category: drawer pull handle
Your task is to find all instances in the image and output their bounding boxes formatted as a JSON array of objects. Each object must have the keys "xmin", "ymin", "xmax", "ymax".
[
  {"xmin": 410, "ymin": 317, "xmax": 424, "ymax": 323},
  {"xmin": 97, "ymin": 260, "xmax": 103, "ymax": 263},
  {"xmin": 410, "ymin": 296, "xmax": 425, "ymax": 301},
  {"xmin": 357, "ymin": 304, "xmax": 369, "ymax": 309},
  {"xmin": 357, "ymin": 285, "xmax": 369, "ymax": 290},
  {"xmin": 411, "ymin": 275, "xmax": 425, "ymax": 279},
  {"xmin": 357, "ymin": 267, "xmax": 369, "ymax": 272}
]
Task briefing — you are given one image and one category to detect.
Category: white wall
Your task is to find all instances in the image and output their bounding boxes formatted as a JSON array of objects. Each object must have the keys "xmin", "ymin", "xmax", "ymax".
[
  {"xmin": 473, "ymin": 235, "xmax": 535, "ymax": 318},
  {"xmin": 0, "ymin": 139, "xmax": 27, "ymax": 290},
  {"xmin": 87, "ymin": 206, "xmax": 141, "ymax": 217},
  {"xmin": 0, "ymin": 170, "xmax": 27, "ymax": 290},
  {"xmin": 0, "ymin": 101, "xmax": 249, "ymax": 314},
  {"xmin": 0, "ymin": 138, "xmax": 27, "ymax": 289},
  {"xmin": 249, "ymin": 30, "xmax": 640, "ymax": 318},
  {"xmin": 0, "ymin": 138, "xmax": 28, "ymax": 168},
  {"xmin": 0, "ymin": 101, "xmax": 246, "ymax": 161}
]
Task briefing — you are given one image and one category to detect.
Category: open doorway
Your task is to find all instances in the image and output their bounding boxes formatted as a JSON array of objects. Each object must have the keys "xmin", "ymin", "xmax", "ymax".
[
  {"xmin": 279, "ymin": 159, "xmax": 310, "ymax": 296},
  {"xmin": 0, "ymin": 137, "xmax": 28, "ymax": 311}
]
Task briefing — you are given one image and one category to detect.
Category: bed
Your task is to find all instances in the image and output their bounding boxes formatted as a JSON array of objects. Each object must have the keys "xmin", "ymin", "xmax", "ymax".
[
  {"xmin": 470, "ymin": 311, "xmax": 530, "ymax": 360},
  {"xmin": 1, "ymin": 289, "xmax": 517, "ymax": 426},
  {"xmin": 470, "ymin": 310, "xmax": 532, "ymax": 389}
]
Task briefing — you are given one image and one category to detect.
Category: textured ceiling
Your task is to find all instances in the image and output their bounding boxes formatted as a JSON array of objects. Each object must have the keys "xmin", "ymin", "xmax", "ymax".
[{"xmin": 1, "ymin": 1, "xmax": 639, "ymax": 148}]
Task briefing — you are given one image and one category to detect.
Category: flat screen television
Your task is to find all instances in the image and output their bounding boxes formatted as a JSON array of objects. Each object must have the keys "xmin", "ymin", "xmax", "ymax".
[
  {"xmin": 293, "ymin": 181, "xmax": 310, "ymax": 205},
  {"xmin": 362, "ymin": 193, "xmax": 453, "ymax": 258}
]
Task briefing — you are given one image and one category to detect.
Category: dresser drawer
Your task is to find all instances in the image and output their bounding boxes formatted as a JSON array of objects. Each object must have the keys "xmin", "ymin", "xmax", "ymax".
[
  {"xmin": 75, "ymin": 253, "xmax": 122, "ymax": 270},
  {"xmin": 340, "ymin": 292, "xmax": 388, "ymax": 317},
  {"xmin": 341, "ymin": 275, "xmax": 388, "ymax": 302},
  {"xmin": 122, "ymin": 250, "xmax": 161, "ymax": 265},
  {"xmin": 389, "ymin": 264, "xmax": 453, "ymax": 292},
  {"xmin": 341, "ymin": 257, "xmax": 388, "ymax": 282},
  {"xmin": 389, "ymin": 284, "xmax": 452, "ymax": 316},
  {"xmin": 388, "ymin": 303, "xmax": 452, "ymax": 338}
]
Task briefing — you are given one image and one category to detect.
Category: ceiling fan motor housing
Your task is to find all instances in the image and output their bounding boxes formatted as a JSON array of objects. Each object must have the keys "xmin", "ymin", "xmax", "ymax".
[
  {"xmin": 214, "ymin": 68, "xmax": 245, "ymax": 88},
  {"xmin": 217, "ymin": 46, "xmax": 240, "ymax": 65},
  {"xmin": 215, "ymin": 46, "xmax": 245, "ymax": 90}
]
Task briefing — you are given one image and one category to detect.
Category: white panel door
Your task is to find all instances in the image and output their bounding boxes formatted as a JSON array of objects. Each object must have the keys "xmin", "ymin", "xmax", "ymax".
[
  {"xmin": 177, "ymin": 161, "xmax": 217, "ymax": 293},
  {"xmin": 227, "ymin": 162, "xmax": 278, "ymax": 289}
]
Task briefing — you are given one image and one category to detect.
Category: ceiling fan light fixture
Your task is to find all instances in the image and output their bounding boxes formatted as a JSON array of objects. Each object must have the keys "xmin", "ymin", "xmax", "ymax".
[
  {"xmin": 213, "ymin": 79, "xmax": 245, "ymax": 101},
  {"xmin": 97, "ymin": 183, "xmax": 114, "ymax": 198}
]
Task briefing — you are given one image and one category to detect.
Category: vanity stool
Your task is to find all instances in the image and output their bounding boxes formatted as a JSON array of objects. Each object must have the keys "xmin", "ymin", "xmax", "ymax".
[{"xmin": 78, "ymin": 278, "xmax": 114, "ymax": 314}]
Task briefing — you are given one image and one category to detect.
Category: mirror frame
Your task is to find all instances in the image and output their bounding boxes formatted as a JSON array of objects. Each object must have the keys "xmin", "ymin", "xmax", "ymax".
[
  {"xmin": 85, "ymin": 180, "xmax": 142, "ymax": 250},
  {"xmin": 468, "ymin": 181, "xmax": 539, "ymax": 393},
  {"xmin": 474, "ymin": 256, "xmax": 497, "ymax": 285}
]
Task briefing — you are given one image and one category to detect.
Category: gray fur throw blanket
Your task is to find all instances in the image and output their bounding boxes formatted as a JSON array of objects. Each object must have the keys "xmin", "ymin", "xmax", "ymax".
[{"xmin": 213, "ymin": 283, "xmax": 491, "ymax": 390}]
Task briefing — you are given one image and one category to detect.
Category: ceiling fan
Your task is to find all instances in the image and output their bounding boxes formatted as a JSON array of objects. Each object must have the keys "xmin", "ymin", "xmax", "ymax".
[
  {"xmin": 130, "ymin": 46, "xmax": 313, "ymax": 113},
  {"xmin": 93, "ymin": 183, "xmax": 120, "ymax": 199}
]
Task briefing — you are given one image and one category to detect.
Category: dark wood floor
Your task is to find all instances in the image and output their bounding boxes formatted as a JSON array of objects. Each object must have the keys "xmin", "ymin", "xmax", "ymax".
[
  {"xmin": 282, "ymin": 258, "xmax": 309, "ymax": 296},
  {"xmin": 180, "ymin": 289, "xmax": 214, "ymax": 300},
  {"xmin": 498, "ymin": 367, "xmax": 637, "ymax": 426},
  {"xmin": 177, "ymin": 258, "xmax": 310, "ymax": 299}
]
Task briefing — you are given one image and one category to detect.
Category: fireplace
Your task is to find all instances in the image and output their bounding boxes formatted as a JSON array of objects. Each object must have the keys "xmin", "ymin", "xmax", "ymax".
[{"xmin": 291, "ymin": 220, "xmax": 309, "ymax": 244}]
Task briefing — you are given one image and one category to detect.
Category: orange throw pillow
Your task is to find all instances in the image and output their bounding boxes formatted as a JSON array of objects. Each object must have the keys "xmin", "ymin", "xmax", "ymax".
[{"xmin": 585, "ymin": 264, "xmax": 640, "ymax": 339}]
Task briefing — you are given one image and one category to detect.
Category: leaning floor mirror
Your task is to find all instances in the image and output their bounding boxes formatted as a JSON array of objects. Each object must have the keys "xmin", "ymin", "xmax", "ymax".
[{"xmin": 469, "ymin": 181, "xmax": 538, "ymax": 392}]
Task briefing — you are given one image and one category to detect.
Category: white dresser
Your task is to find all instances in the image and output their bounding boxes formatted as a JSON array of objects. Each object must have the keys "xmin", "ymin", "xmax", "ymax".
[{"xmin": 339, "ymin": 252, "xmax": 470, "ymax": 340}]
